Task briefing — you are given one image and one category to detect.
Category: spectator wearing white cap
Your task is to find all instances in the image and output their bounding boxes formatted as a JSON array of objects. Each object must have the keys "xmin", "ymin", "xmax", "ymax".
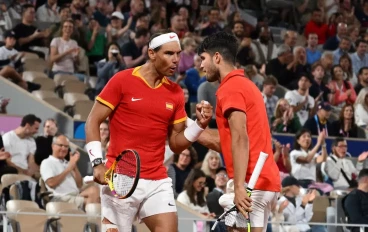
[{"xmin": 106, "ymin": 11, "xmax": 132, "ymax": 48}]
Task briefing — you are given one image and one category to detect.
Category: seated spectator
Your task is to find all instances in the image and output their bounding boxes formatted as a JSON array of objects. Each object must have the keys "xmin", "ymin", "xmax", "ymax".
[
  {"xmin": 49, "ymin": 19, "xmax": 86, "ymax": 81},
  {"xmin": 328, "ymin": 65, "xmax": 357, "ymax": 107},
  {"xmin": 273, "ymin": 140, "xmax": 292, "ymax": 178},
  {"xmin": 331, "ymin": 104, "xmax": 358, "ymax": 138},
  {"xmin": 324, "ymin": 137, "xmax": 367, "ymax": 190},
  {"xmin": 290, "ymin": 46, "xmax": 311, "ymax": 87},
  {"xmin": 40, "ymin": 134, "xmax": 100, "ymax": 209},
  {"xmin": 99, "ymin": 120, "xmax": 109, "ymax": 158},
  {"xmin": 167, "ymin": 147, "xmax": 197, "ymax": 198},
  {"xmin": 323, "ymin": 22, "xmax": 348, "ymax": 51},
  {"xmin": 2, "ymin": 114, "xmax": 41, "ymax": 176},
  {"xmin": 200, "ymin": 8, "xmax": 222, "ymax": 37},
  {"xmin": 0, "ymin": 3, "xmax": 13, "ymax": 42},
  {"xmin": 149, "ymin": 5, "xmax": 167, "ymax": 34},
  {"xmin": 261, "ymin": 76, "xmax": 279, "ymax": 123},
  {"xmin": 36, "ymin": 0, "xmax": 59, "ymax": 23},
  {"xmin": 271, "ymin": 98, "xmax": 302, "ymax": 134},
  {"xmin": 339, "ymin": 53, "xmax": 358, "ymax": 87},
  {"xmin": 0, "ymin": 96, "xmax": 9, "ymax": 114},
  {"xmin": 350, "ymin": 39, "xmax": 368, "ymax": 77},
  {"xmin": 309, "ymin": 62, "xmax": 333, "ymax": 103},
  {"xmin": 86, "ymin": 16, "xmax": 107, "ymax": 66},
  {"xmin": 283, "ymin": 30, "xmax": 297, "ymax": 51},
  {"xmin": 177, "ymin": 169, "xmax": 215, "ymax": 218},
  {"xmin": 265, "ymin": 44, "xmax": 294, "ymax": 88},
  {"xmin": 332, "ymin": 37, "xmax": 352, "ymax": 65},
  {"xmin": 201, "ymin": 150, "xmax": 223, "ymax": 192},
  {"xmin": 355, "ymin": 88, "xmax": 368, "ymax": 127},
  {"xmin": 250, "ymin": 26, "xmax": 277, "ymax": 66},
  {"xmin": 320, "ymin": 51, "xmax": 334, "ymax": 82},
  {"xmin": 278, "ymin": 176, "xmax": 316, "ymax": 232},
  {"xmin": 244, "ymin": 65, "xmax": 264, "ymax": 90},
  {"xmin": 285, "ymin": 74, "xmax": 315, "ymax": 126},
  {"xmin": 0, "ymin": 30, "xmax": 24, "ymax": 70},
  {"xmin": 95, "ymin": 42, "xmax": 125, "ymax": 95},
  {"xmin": 355, "ymin": 67, "xmax": 368, "ymax": 94},
  {"xmin": 327, "ymin": 13, "xmax": 343, "ymax": 38},
  {"xmin": 34, "ymin": 118, "xmax": 58, "ymax": 166},
  {"xmin": 0, "ymin": 134, "xmax": 17, "ymax": 183},
  {"xmin": 303, "ymin": 102, "xmax": 333, "ymax": 136},
  {"xmin": 178, "ymin": 37, "xmax": 196, "ymax": 76},
  {"xmin": 121, "ymin": 28, "xmax": 149, "ymax": 69},
  {"xmin": 305, "ymin": 33, "xmax": 322, "ymax": 65},
  {"xmin": 290, "ymin": 128, "xmax": 327, "ymax": 188},
  {"xmin": 343, "ymin": 169, "xmax": 368, "ymax": 231},
  {"xmin": 183, "ymin": 54, "xmax": 206, "ymax": 103},
  {"xmin": 206, "ymin": 167, "xmax": 228, "ymax": 218},
  {"xmin": 12, "ymin": 4, "xmax": 50, "ymax": 59}
]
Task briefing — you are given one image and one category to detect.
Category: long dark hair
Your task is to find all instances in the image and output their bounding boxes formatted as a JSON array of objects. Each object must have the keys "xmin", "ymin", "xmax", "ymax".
[
  {"xmin": 339, "ymin": 104, "xmax": 357, "ymax": 131},
  {"xmin": 104, "ymin": 42, "xmax": 122, "ymax": 61},
  {"xmin": 293, "ymin": 128, "xmax": 312, "ymax": 150},
  {"xmin": 331, "ymin": 64, "xmax": 350, "ymax": 89},
  {"xmin": 183, "ymin": 169, "xmax": 207, "ymax": 207},
  {"xmin": 173, "ymin": 146, "xmax": 198, "ymax": 169}
]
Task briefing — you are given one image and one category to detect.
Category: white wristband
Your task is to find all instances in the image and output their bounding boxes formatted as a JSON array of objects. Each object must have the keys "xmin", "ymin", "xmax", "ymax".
[
  {"xmin": 186, "ymin": 117, "xmax": 195, "ymax": 127},
  {"xmin": 184, "ymin": 120, "xmax": 204, "ymax": 142},
  {"xmin": 85, "ymin": 141, "xmax": 103, "ymax": 162}
]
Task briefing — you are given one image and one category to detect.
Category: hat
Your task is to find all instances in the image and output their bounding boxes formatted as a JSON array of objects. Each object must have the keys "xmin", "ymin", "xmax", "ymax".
[
  {"xmin": 216, "ymin": 167, "xmax": 227, "ymax": 174},
  {"xmin": 318, "ymin": 101, "xmax": 332, "ymax": 111},
  {"xmin": 281, "ymin": 176, "xmax": 300, "ymax": 188},
  {"xmin": 111, "ymin": 11, "xmax": 124, "ymax": 20},
  {"xmin": 4, "ymin": 30, "xmax": 15, "ymax": 38}
]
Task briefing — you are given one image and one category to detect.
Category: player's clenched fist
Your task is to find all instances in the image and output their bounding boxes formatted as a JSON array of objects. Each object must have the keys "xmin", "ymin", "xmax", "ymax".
[
  {"xmin": 195, "ymin": 100, "xmax": 213, "ymax": 129},
  {"xmin": 93, "ymin": 164, "xmax": 108, "ymax": 185}
]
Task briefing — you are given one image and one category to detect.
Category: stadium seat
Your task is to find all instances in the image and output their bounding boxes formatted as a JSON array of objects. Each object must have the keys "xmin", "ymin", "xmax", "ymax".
[
  {"xmin": 73, "ymin": 100, "xmax": 94, "ymax": 120},
  {"xmin": 85, "ymin": 203, "xmax": 101, "ymax": 232},
  {"xmin": 87, "ymin": 76, "xmax": 98, "ymax": 89},
  {"xmin": 43, "ymin": 97, "xmax": 66, "ymax": 111},
  {"xmin": 310, "ymin": 196, "xmax": 330, "ymax": 223},
  {"xmin": 6, "ymin": 200, "xmax": 48, "ymax": 232},
  {"xmin": 31, "ymin": 77, "xmax": 55, "ymax": 91},
  {"xmin": 62, "ymin": 79, "xmax": 87, "ymax": 94},
  {"xmin": 32, "ymin": 90, "xmax": 58, "ymax": 100},
  {"xmin": 46, "ymin": 202, "xmax": 87, "ymax": 232},
  {"xmin": 1, "ymin": 174, "xmax": 33, "ymax": 191},
  {"xmin": 54, "ymin": 73, "xmax": 79, "ymax": 87},
  {"xmin": 22, "ymin": 52, "xmax": 40, "ymax": 61},
  {"xmin": 274, "ymin": 85, "xmax": 289, "ymax": 99},
  {"xmin": 23, "ymin": 71, "xmax": 48, "ymax": 82},
  {"xmin": 23, "ymin": 58, "xmax": 49, "ymax": 72},
  {"xmin": 63, "ymin": 92, "xmax": 90, "ymax": 106},
  {"xmin": 357, "ymin": 126, "xmax": 367, "ymax": 139}
]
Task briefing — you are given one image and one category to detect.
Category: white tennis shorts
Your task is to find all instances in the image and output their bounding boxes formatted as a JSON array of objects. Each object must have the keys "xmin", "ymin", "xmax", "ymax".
[
  {"xmin": 101, "ymin": 177, "xmax": 176, "ymax": 232},
  {"xmin": 219, "ymin": 179, "xmax": 279, "ymax": 232}
]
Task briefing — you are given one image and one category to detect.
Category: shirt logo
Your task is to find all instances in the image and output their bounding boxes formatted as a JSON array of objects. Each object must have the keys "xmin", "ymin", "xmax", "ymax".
[
  {"xmin": 132, "ymin": 97, "xmax": 143, "ymax": 102},
  {"xmin": 169, "ymin": 35, "xmax": 175, "ymax": 39},
  {"xmin": 168, "ymin": 202, "xmax": 175, "ymax": 206},
  {"xmin": 166, "ymin": 102, "xmax": 173, "ymax": 110}
]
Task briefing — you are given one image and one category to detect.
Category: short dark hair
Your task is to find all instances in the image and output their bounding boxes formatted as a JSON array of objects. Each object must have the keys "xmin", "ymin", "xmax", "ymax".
[
  {"xmin": 22, "ymin": 4, "xmax": 34, "ymax": 14},
  {"xmin": 263, "ymin": 75, "xmax": 278, "ymax": 86},
  {"xmin": 232, "ymin": 20, "xmax": 244, "ymax": 29},
  {"xmin": 148, "ymin": 29, "xmax": 173, "ymax": 52},
  {"xmin": 21, "ymin": 114, "xmax": 41, "ymax": 127},
  {"xmin": 197, "ymin": 31, "xmax": 238, "ymax": 65},
  {"xmin": 293, "ymin": 128, "xmax": 312, "ymax": 150},
  {"xmin": 135, "ymin": 28, "xmax": 149, "ymax": 39},
  {"xmin": 59, "ymin": 5, "xmax": 70, "ymax": 13},
  {"xmin": 358, "ymin": 169, "xmax": 368, "ymax": 181},
  {"xmin": 332, "ymin": 137, "xmax": 345, "ymax": 149},
  {"xmin": 358, "ymin": 66, "xmax": 368, "ymax": 75},
  {"xmin": 356, "ymin": 39, "xmax": 368, "ymax": 48}
]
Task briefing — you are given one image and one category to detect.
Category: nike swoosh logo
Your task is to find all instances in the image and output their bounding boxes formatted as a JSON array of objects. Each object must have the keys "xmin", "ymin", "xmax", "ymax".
[
  {"xmin": 169, "ymin": 36, "xmax": 175, "ymax": 39},
  {"xmin": 88, "ymin": 149, "xmax": 94, "ymax": 157},
  {"xmin": 168, "ymin": 202, "xmax": 175, "ymax": 206},
  {"xmin": 131, "ymin": 98, "xmax": 142, "ymax": 102}
]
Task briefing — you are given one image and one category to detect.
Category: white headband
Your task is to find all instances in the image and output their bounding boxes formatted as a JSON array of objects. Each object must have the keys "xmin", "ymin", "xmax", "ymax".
[{"xmin": 149, "ymin": 32, "xmax": 180, "ymax": 49}]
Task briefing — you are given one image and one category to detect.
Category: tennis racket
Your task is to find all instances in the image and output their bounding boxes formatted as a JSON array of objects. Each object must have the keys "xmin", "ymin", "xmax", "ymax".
[
  {"xmin": 211, "ymin": 152, "xmax": 269, "ymax": 231},
  {"xmin": 104, "ymin": 149, "xmax": 140, "ymax": 199}
]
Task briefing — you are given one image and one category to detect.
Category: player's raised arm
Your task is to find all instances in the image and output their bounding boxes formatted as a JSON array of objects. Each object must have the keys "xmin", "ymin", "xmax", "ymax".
[{"xmin": 168, "ymin": 101, "xmax": 213, "ymax": 154}]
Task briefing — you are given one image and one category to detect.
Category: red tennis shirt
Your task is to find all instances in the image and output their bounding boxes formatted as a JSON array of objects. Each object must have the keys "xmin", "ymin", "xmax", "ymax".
[
  {"xmin": 96, "ymin": 66, "xmax": 187, "ymax": 180},
  {"xmin": 216, "ymin": 69, "xmax": 281, "ymax": 192}
]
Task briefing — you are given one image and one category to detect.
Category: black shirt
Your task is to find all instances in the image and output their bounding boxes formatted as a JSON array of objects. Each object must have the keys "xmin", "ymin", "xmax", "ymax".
[
  {"xmin": 309, "ymin": 79, "xmax": 331, "ymax": 102},
  {"xmin": 171, "ymin": 164, "xmax": 191, "ymax": 194},
  {"xmin": 303, "ymin": 115, "xmax": 333, "ymax": 136},
  {"xmin": 266, "ymin": 58, "xmax": 294, "ymax": 88},
  {"xmin": 13, "ymin": 23, "xmax": 45, "ymax": 51},
  {"xmin": 330, "ymin": 120, "xmax": 358, "ymax": 138},
  {"xmin": 121, "ymin": 40, "xmax": 145, "ymax": 67},
  {"xmin": 344, "ymin": 189, "xmax": 368, "ymax": 227}
]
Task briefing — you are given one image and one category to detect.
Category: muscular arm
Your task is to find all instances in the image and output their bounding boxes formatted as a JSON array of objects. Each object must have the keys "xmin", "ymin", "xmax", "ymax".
[
  {"xmin": 197, "ymin": 128, "xmax": 222, "ymax": 153},
  {"xmin": 228, "ymin": 110, "xmax": 249, "ymax": 189},
  {"xmin": 85, "ymin": 101, "xmax": 112, "ymax": 143},
  {"xmin": 168, "ymin": 121, "xmax": 195, "ymax": 154}
]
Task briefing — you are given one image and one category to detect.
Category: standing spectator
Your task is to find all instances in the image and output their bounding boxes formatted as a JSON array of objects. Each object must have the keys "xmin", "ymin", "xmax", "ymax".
[
  {"xmin": 355, "ymin": 88, "xmax": 368, "ymax": 127},
  {"xmin": 303, "ymin": 101, "xmax": 333, "ymax": 136},
  {"xmin": 304, "ymin": 9, "xmax": 329, "ymax": 45},
  {"xmin": 306, "ymin": 33, "xmax": 322, "ymax": 65},
  {"xmin": 86, "ymin": 16, "xmax": 106, "ymax": 66},
  {"xmin": 350, "ymin": 39, "xmax": 368, "ymax": 76},
  {"xmin": 36, "ymin": 0, "xmax": 59, "ymax": 23},
  {"xmin": 34, "ymin": 118, "xmax": 58, "ymax": 166},
  {"xmin": 271, "ymin": 98, "xmax": 302, "ymax": 133},
  {"xmin": 121, "ymin": 28, "xmax": 149, "ymax": 68},
  {"xmin": 355, "ymin": 67, "xmax": 368, "ymax": 94},
  {"xmin": 328, "ymin": 65, "xmax": 357, "ymax": 107},
  {"xmin": 331, "ymin": 104, "xmax": 359, "ymax": 138},
  {"xmin": 262, "ymin": 76, "xmax": 279, "ymax": 124},
  {"xmin": 290, "ymin": 128, "xmax": 327, "ymax": 188}
]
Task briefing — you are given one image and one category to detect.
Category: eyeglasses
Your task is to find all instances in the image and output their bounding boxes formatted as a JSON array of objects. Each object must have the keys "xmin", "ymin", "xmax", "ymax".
[
  {"xmin": 54, "ymin": 143, "xmax": 69, "ymax": 149},
  {"xmin": 216, "ymin": 173, "xmax": 228, "ymax": 178}
]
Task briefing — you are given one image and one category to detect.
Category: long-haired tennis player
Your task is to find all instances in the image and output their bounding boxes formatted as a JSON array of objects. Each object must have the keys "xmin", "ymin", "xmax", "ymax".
[
  {"xmin": 85, "ymin": 31, "xmax": 213, "ymax": 232},
  {"xmin": 197, "ymin": 31, "xmax": 281, "ymax": 232}
]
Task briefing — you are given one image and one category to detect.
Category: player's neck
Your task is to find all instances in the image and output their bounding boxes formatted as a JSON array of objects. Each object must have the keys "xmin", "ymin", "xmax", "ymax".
[
  {"xmin": 140, "ymin": 63, "xmax": 165, "ymax": 88},
  {"xmin": 219, "ymin": 64, "xmax": 237, "ymax": 82}
]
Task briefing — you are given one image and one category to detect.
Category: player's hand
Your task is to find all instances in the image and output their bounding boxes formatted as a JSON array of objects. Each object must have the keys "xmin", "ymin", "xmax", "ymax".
[
  {"xmin": 234, "ymin": 187, "xmax": 252, "ymax": 218},
  {"xmin": 195, "ymin": 100, "xmax": 213, "ymax": 129},
  {"xmin": 93, "ymin": 164, "xmax": 108, "ymax": 185}
]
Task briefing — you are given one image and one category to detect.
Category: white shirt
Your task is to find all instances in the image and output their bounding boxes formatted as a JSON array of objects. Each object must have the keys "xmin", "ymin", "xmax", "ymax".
[
  {"xmin": 40, "ymin": 155, "xmax": 79, "ymax": 196},
  {"xmin": 355, "ymin": 103, "xmax": 368, "ymax": 126},
  {"xmin": 285, "ymin": 90, "xmax": 314, "ymax": 126},
  {"xmin": 50, "ymin": 37, "xmax": 79, "ymax": 73},
  {"xmin": 36, "ymin": 4, "xmax": 59, "ymax": 23},
  {"xmin": 290, "ymin": 149, "xmax": 317, "ymax": 181},
  {"xmin": 0, "ymin": 46, "xmax": 18, "ymax": 61},
  {"xmin": 177, "ymin": 190, "xmax": 210, "ymax": 214},
  {"xmin": 2, "ymin": 130, "xmax": 36, "ymax": 169}
]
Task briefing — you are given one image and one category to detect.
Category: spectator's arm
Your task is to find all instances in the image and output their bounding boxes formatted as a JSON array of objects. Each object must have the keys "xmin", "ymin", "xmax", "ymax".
[
  {"xmin": 71, "ymin": 167, "xmax": 83, "ymax": 188},
  {"xmin": 18, "ymin": 32, "xmax": 37, "ymax": 46},
  {"xmin": 344, "ymin": 194, "xmax": 368, "ymax": 224},
  {"xmin": 295, "ymin": 142, "xmax": 321, "ymax": 164},
  {"xmin": 316, "ymin": 144, "xmax": 327, "ymax": 163},
  {"xmin": 44, "ymin": 166, "xmax": 73, "ymax": 189},
  {"xmin": 333, "ymin": 90, "xmax": 348, "ymax": 105},
  {"xmin": 49, "ymin": 45, "xmax": 73, "ymax": 63},
  {"xmin": 295, "ymin": 203, "xmax": 314, "ymax": 223},
  {"xmin": 5, "ymin": 158, "xmax": 27, "ymax": 173},
  {"xmin": 123, "ymin": 55, "xmax": 145, "ymax": 69},
  {"xmin": 87, "ymin": 30, "xmax": 98, "ymax": 51},
  {"xmin": 324, "ymin": 159, "xmax": 341, "ymax": 181}
]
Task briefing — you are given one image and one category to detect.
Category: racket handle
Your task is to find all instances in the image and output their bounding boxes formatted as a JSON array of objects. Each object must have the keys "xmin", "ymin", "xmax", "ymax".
[{"xmin": 247, "ymin": 152, "xmax": 268, "ymax": 189}]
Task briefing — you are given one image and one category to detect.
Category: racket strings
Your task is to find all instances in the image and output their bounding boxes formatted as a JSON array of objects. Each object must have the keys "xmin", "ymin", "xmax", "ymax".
[{"xmin": 112, "ymin": 151, "xmax": 138, "ymax": 197}]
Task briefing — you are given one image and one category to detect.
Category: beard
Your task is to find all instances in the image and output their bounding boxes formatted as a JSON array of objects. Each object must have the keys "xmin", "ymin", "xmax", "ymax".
[
  {"xmin": 206, "ymin": 63, "xmax": 220, "ymax": 82},
  {"xmin": 259, "ymin": 36, "xmax": 269, "ymax": 44}
]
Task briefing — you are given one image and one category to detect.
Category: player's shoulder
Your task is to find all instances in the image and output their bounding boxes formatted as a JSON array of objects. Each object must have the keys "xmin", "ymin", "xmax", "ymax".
[
  {"xmin": 164, "ymin": 77, "xmax": 183, "ymax": 92},
  {"xmin": 109, "ymin": 68, "xmax": 136, "ymax": 82}
]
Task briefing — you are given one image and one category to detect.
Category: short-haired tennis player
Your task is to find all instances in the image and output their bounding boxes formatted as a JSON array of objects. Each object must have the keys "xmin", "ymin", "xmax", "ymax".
[
  {"xmin": 197, "ymin": 31, "xmax": 281, "ymax": 232},
  {"xmin": 85, "ymin": 31, "xmax": 213, "ymax": 232}
]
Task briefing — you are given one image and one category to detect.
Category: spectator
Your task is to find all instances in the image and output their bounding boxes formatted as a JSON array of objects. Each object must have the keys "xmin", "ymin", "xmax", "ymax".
[
  {"xmin": 266, "ymin": 44, "xmax": 294, "ymax": 88},
  {"xmin": 244, "ymin": 64, "xmax": 264, "ymax": 90},
  {"xmin": 332, "ymin": 36, "xmax": 352, "ymax": 65},
  {"xmin": 122, "ymin": 0, "xmax": 145, "ymax": 31},
  {"xmin": 355, "ymin": 88, "xmax": 368, "ymax": 127},
  {"xmin": 86, "ymin": 16, "xmax": 106, "ymax": 66},
  {"xmin": 0, "ymin": 134, "xmax": 17, "ymax": 183},
  {"xmin": 304, "ymin": 9, "xmax": 328, "ymax": 45},
  {"xmin": 47, "ymin": 6, "xmax": 71, "ymax": 44},
  {"xmin": 206, "ymin": 167, "xmax": 228, "ymax": 218},
  {"xmin": 250, "ymin": 26, "xmax": 278, "ymax": 66},
  {"xmin": 200, "ymin": 8, "xmax": 222, "ymax": 37},
  {"xmin": 169, "ymin": 14, "xmax": 187, "ymax": 39},
  {"xmin": 283, "ymin": 30, "xmax": 297, "ymax": 50},
  {"xmin": 328, "ymin": 65, "xmax": 357, "ymax": 107},
  {"xmin": 324, "ymin": 138, "xmax": 367, "ymax": 190},
  {"xmin": 273, "ymin": 140, "xmax": 292, "ymax": 177},
  {"xmin": 34, "ymin": 118, "xmax": 58, "ymax": 166},
  {"xmin": 331, "ymin": 104, "xmax": 359, "ymax": 138},
  {"xmin": 355, "ymin": 1, "xmax": 368, "ymax": 28},
  {"xmin": 167, "ymin": 147, "xmax": 197, "ymax": 198},
  {"xmin": 327, "ymin": 12, "xmax": 344, "ymax": 38},
  {"xmin": 0, "ymin": 96, "xmax": 9, "ymax": 114},
  {"xmin": 99, "ymin": 120, "xmax": 109, "ymax": 158},
  {"xmin": 309, "ymin": 62, "xmax": 333, "ymax": 103},
  {"xmin": 178, "ymin": 37, "xmax": 196, "ymax": 75},
  {"xmin": 121, "ymin": 28, "xmax": 149, "ymax": 68},
  {"xmin": 149, "ymin": 5, "xmax": 167, "ymax": 34},
  {"xmin": 262, "ymin": 76, "xmax": 279, "ymax": 123},
  {"xmin": 0, "ymin": 2, "xmax": 13, "ymax": 42},
  {"xmin": 106, "ymin": 11, "xmax": 132, "ymax": 48},
  {"xmin": 351, "ymin": 39, "xmax": 368, "ymax": 76},
  {"xmin": 355, "ymin": 67, "xmax": 368, "ymax": 94},
  {"xmin": 324, "ymin": 22, "xmax": 348, "ymax": 51},
  {"xmin": 290, "ymin": 128, "xmax": 327, "ymax": 188},
  {"xmin": 201, "ymin": 150, "xmax": 223, "ymax": 193},
  {"xmin": 92, "ymin": 0, "xmax": 110, "ymax": 27},
  {"xmin": 36, "ymin": 0, "xmax": 59, "ymax": 23},
  {"xmin": 8, "ymin": 0, "xmax": 29, "ymax": 20},
  {"xmin": 343, "ymin": 169, "xmax": 368, "ymax": 231},
  {"xmin": 2, "ymin": 114, "xmax": 40, "ymax": 176},
  {"xmin": 183, "ymin": 54, "xmax": 206, "ymax": 103},
  {"xmin": 278, "ymin": 176, "xmax": 316, "ymax": 232},
  {"xmin": 95, "ymin": 42, "xmax": 125, "ymax": 95},
  {"xmin": 303, "ymin": 101, "xmax": 333, "ymax": 136},
  {"xmin": 271, "ymin": 98, "xmax": 302, "ymax": 133},
  {"xmin": 305, "ymin": 33, "xmax": 322, "ymax": 65},
  {"xmin": 177, "ymin": 169, "xmax": 215, "ymax": 217},
  {"xmin": 339, "ymin": 53, "xmax": 358, "ymax": 87},
  {"xmin": 285, "ymin": 74, "xmax": 315, "ymax": 126},
  {"xmin": 40, "ymin": 134, "xmax": 100, "ymax": 209},
  {"xmin": 320, "ymin": 51, "xmax": 334, "ymax": 82},
  {"xmin": 290, "ymin": 46, "xmax": 311, "ymax": 87}
]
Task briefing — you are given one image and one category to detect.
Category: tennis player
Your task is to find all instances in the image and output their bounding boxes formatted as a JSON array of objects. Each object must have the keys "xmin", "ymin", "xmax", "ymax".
[
  {"xmin": 85, "ymin": 31, "xmax": 213, "ymax": 232},
  {"xmin": 197, "ymin": 31, "xmax": 281, "ymax": 232}
]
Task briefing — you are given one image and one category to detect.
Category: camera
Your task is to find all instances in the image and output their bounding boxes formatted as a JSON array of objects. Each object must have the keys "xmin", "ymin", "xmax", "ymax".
[{"xmin": 111, "ymin": 49, "xmax": 119, "ymax": 57}]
